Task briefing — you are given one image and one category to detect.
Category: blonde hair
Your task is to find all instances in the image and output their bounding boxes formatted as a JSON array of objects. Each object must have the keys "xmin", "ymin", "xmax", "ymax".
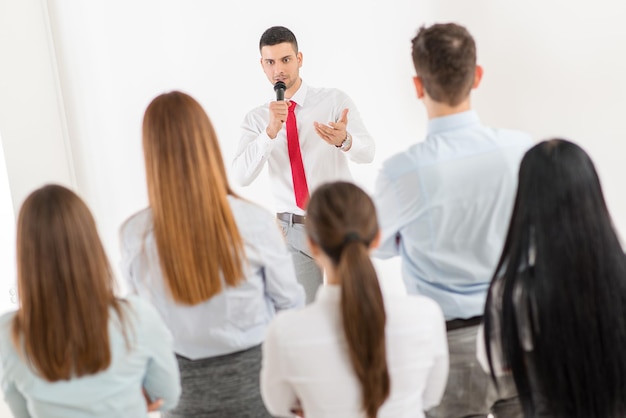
[{"xmin": 142, "ymin": 91, "xmax": 245, "ymax": 304}]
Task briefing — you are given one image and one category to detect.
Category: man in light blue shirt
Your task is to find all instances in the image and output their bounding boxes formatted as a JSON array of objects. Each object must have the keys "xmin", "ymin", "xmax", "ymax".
[{"xmin": 374, "ymin": 23, "xmax": 532, "ymax": 418}]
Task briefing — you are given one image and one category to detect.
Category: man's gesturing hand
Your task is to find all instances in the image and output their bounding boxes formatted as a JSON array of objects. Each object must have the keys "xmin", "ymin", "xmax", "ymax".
[{"xmin": 314, "ymin": 108, "xmax": 349, "ymax": 147}]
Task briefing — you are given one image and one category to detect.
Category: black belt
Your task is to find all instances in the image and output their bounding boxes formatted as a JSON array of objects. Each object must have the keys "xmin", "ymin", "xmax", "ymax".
[
  {"xmin": 445, "ymin": 315, "xmax": 483, "ymax": 332},
  {"xmin": 276, "ymin": 212, "xmax": 306, "ymax": 225}
]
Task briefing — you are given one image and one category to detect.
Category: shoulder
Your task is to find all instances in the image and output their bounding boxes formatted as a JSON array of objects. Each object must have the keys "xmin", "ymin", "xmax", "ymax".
[
  {"xmin": 0, "ymin": 311, "xmax": 17, "ymax": 359},
  {"xmin": 379, "ymin": 145, "xmax": 423, "ymax": 180},
  {"xmin": 115, "ymin": 296, "xmax": 173, "ymax": 354},
  {"xmin": 229, "ymin": 195, "xmax": 274, "ymax": 221},
  {"xmin": 242, "ymin": 102, "xmax": 270, "ymax": 124},
  {"xmin": 307, "ymin": 85, "xmax": 352, "ymax": 104},
  {"xmin": 120, "ymin": 208, "xmax": 151, "ymax": 241},
  {"xmin": 121, "ymin": 295, "xmax": 158, "ymax": 321},
  {"xmin": 267, "ymin": 305, "xmax": 316, "ymax": 339},
  {"xmin": 119, "ymin": 296, "xmax": 168, "ymax": 336},
  {"xmin": 228, "ymin": 196, "xmax": 281, "ymax": 236},
  {"xmin": 0, "ymin": 310, "xmax": 15, "ymax": 327}
]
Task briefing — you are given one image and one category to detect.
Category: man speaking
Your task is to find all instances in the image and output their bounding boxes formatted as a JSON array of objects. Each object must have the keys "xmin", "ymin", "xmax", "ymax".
[{"xmin": 233, "ymin": 26, "xmax": 375, "ymax": 303}]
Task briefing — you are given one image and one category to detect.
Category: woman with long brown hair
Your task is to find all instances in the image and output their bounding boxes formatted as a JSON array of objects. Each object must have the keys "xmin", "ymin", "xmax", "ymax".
[
  {"xmin": 261, "ymin": 181, "xmax": 449, "ymax": 418},
  {"xmin": 120, "ymin": 90, "xmax": 304, "ymax": 417},
  {"xmin": 0, "ymin": 184, "xmax": 180, "ymax": 417}
]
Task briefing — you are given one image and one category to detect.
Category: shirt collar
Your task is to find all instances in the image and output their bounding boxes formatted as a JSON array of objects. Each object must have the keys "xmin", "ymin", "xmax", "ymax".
[
  {"xmin": 289, "ymin": 79, "xmax": 308, "ymax": 107},
  {"xmin": 427, "ymin": 110, "xmax": 480, "ymax": 136},
  {"xmin": 314, "ymin": 284, "xmax": 341, "ymax": 303}
]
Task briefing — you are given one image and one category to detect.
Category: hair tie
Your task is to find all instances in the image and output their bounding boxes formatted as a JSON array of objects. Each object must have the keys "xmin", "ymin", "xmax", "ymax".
[{"xmin": 343, "ymin": 232, "xmax": 363, "ymax": 245}]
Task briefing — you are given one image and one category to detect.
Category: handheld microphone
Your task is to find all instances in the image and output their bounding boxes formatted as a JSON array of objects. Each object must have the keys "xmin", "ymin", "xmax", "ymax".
[{"xmin": 274, "ymin": 81, "xmax": 286, "ymax": 101}]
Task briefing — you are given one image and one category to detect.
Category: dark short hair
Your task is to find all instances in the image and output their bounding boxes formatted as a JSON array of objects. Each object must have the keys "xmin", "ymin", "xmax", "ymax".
[
  {"xmin": 411, "ymin": 23, "xmax": 477, "ymax": 106},
  {"xmin": 259, "ymin": 26, "xmax": 298, "ymax": 52}
]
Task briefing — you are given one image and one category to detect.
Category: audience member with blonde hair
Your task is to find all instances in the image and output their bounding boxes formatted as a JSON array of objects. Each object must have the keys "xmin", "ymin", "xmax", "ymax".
[
  {"xmin": 120, "ymin": 91, "xmax": 304, "ymax": 417},
  {"xmin": 261, "ymin": 181, "xmax": 448, "ymax": 418},
  {"xmin": 0, "ymin": 184, "xmax": 180, "ymax": 417}
]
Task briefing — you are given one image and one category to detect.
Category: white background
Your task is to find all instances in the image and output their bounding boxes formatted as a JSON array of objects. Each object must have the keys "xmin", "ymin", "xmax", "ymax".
[
  {"xmin": 1, "ymin": 0, "xmax": 626, "ymax": 416},
  {"xmin": 0, "ymin": 136, "xmax": 16, "ymax": 316}
]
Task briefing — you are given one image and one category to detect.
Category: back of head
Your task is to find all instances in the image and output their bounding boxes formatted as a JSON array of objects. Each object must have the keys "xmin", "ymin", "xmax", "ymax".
[
  {"xmin": 305, "ymin": 181, "xmax": 389, "ymax": 418},
  {"xmin": 142, "ymin": 91, "xmax": 244, "ymax": 305},
  {"xmin": 486, "ymin": 139, "xmax": 626, "ymax": 417},
  {"xmin": 259, "ymin": 26, "xmax": 298, "ymax": 52},
  {"xmin": 15, "ymin": 184, "xmax": 121, "ymax": 381},
  {"xmin": 411, "ymin": 22, "xmax": 477, "ymax": 106}
]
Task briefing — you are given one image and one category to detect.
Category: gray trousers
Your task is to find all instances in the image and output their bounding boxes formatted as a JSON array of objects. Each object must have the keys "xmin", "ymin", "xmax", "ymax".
[
  {"xmin": 426, "ymin": 324, "xmax": 522, "ymax": 418},
  {"xmin": 277, "ymin": 218, "xmax": 323, "ymax": 304}
]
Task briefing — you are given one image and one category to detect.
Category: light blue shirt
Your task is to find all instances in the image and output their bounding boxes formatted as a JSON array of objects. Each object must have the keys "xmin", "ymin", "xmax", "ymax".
[
  {"xmin": 119, "ymin": 196, "xmax": 305, "ymax": 360},
  {"xmin": 373, "ymin": 111, "xmax": 532, "ymax": 320},
  {"xmin": 0, "ymin": 296, "xmax": 181, "ymax": 418}
]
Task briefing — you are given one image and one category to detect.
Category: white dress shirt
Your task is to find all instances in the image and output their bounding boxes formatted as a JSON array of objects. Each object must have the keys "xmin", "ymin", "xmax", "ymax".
[
  {"xmin": 119, "ymin": 196, "xmax": 305, "ymax": 360},
  {"xmin": 0, "ymin": 296, "xmax": 181, "ymax": 418},
  {"xmin": 373, "ymin": 110, "xmax": 533, "ymax": 320},
  {"xmin": 233, "ymin": 81, "xmax": 375, "ymax": 215},
  {"xmin": 261, "ymin": 285, "xmax": 449, "ymax": 418}
]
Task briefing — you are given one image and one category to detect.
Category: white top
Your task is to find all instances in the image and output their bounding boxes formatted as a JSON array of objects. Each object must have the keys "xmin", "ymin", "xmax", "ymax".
[
  {"xmin": 119, "ymin": 196, "xmax": 305, "ymax": 360},
  {"xmin": 373, "ymin": 110, "xmax": 533, "ymax": 320},
  {"xmin": 233, "ymin": 81, "xmax": 376, "ymax": 215},
  {"xmin": 477, "ymin": 276, "xmax": 534, "ymax": 376},
  {"xmin": 261, "ymin": 285, "xmax": 449, "ymax": 418},
  {"xmin": 0, "ymin": 296, "xmax": 181, "ymax": 418}
]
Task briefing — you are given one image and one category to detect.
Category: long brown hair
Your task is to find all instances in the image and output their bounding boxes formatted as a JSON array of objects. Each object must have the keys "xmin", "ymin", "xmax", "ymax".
[
  {"xmin": 142, "ymin": 91, "xmax": 245, "ymax": 304},
  {"xmin": 305, "ymin": 181, "xmax": 390, "ymax": 418},
  {"xmin": 14, "ymin": 184, "xmax": 126, "ymax": 381}
]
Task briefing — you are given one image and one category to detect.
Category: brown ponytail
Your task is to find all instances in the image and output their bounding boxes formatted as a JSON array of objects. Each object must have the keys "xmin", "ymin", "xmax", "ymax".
[{"xmin": 306, "ymin": 181, "xmax": 390, "ymax": 418}]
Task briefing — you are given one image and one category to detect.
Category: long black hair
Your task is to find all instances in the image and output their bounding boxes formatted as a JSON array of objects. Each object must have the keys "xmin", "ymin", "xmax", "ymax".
[{"xmin": 484, "ymin": 139, "xmax": 626, "ymax": 417}]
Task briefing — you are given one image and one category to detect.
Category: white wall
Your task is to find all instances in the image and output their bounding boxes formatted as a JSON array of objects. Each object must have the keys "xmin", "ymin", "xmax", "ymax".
[
  {"xmin": 2, "ymin": 0, "xmax": 625, "ymax": 296},
  {"xmin": 0, "ymin": 136, "xmax": 17, "ymax": 316},
  {"xmin": 0, "ymin": 0, "xmax": 75, "ymax": 211}
]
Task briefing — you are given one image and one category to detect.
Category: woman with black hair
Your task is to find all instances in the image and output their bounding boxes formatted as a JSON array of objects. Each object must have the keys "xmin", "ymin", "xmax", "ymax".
[
  {"xmin": 261, "ymin": 181, "xmax": 448, "ymax": 418},
  {"xmin": 480, "ymin": 138, "xmax": 626, "ymax": 418}
]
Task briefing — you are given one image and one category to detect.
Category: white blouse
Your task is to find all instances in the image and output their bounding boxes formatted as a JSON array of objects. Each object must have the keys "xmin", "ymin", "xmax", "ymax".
[{"xmin": 261, "ymin": 285, "xmax": 449, "ymax": 418}]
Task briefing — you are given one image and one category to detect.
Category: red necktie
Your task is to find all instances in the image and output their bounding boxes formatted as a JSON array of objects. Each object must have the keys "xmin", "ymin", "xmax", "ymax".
[{"xmin": 286, "ymin": 101, "xmax": 309, "ymax": 209}]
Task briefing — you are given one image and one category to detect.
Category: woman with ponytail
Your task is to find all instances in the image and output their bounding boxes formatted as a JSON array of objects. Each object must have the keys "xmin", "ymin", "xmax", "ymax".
[{"xmin": 261, "ymin": 181, "xmax": 449, "ymax": 418}]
